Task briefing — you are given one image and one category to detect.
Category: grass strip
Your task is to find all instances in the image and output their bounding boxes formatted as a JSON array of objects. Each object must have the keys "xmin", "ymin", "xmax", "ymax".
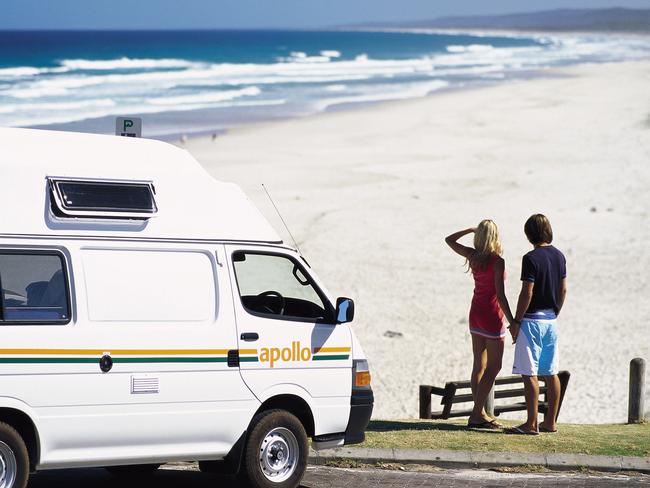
[{"xmin": 361, "ymin": 419, "xmax": 650, "ymax": 457}]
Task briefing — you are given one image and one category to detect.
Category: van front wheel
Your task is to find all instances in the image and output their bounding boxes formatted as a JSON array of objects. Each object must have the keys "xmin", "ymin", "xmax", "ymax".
[
  {"xmin": 0, "ymin": 422, "xmax": 29, "ymax": 488},
  {"xmin": 241, "ymin": 409, "xmax": 308, "ymax": 488}
]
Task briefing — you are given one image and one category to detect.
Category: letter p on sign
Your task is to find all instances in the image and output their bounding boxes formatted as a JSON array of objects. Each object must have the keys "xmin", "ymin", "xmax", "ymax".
[{"xmin": 116, "ymin": 117, "xmax": 142, "ymax": 138}]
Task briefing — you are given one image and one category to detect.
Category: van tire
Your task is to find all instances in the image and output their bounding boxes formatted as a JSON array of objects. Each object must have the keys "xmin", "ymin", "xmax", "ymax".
[
  {"xmin": 240, "ymin": 409, "xmax": 308, "ymax": 488},
  {"xmin": 0, "ymin": 421, "xmax": 29, "ymax": 488},
  {"xmin": 104, "ymin": 464, "xmax": 161, "ymax": 477}
]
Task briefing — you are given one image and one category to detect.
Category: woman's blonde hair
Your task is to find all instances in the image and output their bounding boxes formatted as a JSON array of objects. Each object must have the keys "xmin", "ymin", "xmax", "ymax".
[{"xmin": 469, "ymin": 219, "xmax": 503, "ymax": 270}]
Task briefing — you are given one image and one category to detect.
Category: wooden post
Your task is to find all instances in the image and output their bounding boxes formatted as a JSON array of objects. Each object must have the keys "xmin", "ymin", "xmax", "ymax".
[
  {"xmin": 419, "ymin": 385, "xmax": 432, "ymax": 420},
  {"xmin": 555, "ymin": 371, "xmax": 571, "ymax": 420},
  {"xmin": 440, "ymin": 383, "xmax": 458, "ymax": 420},
  {"xmin": 485, "ymin": 386, "xmax": 495, "ymax": 417},
  {"xmin": 628, "ymin": 358, "xmax": 646, "ymax": 424}
]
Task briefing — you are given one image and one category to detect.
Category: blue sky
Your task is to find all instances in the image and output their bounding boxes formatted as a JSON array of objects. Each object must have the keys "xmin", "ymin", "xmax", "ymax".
[{"xmin": 2, "ymin": 0, "xmax": 648, "ymax": 29}]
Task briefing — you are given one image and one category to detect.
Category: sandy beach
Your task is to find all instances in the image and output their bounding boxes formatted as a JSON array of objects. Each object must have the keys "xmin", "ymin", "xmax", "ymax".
[{"xmin": 187, "ymin": 60, "xmax": 650, "ymax": 423}]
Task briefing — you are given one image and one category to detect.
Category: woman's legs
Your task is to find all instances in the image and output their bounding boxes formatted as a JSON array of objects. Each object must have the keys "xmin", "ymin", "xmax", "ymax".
[
  {"xmin": 470, "ymin": 336, "xmax": 504, "ymax": 423},
  {"xmin": 470, "ymin": 334, "xmax": 488, "ymax": 418}
]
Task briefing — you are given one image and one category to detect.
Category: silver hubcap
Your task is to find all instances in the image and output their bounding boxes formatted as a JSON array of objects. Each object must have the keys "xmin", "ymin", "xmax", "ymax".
[
  {"xmin": 259, "ymin": 427, "xmax": 299, "ymax": 483},
  {"xmin": 0, "ymin": 441, "xmax": 17, "ymax": 488}
]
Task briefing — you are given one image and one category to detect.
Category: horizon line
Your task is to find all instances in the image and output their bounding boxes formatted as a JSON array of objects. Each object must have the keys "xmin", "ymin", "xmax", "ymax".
[{"xmin": 2, "ymin": 6, "xmax": 649, "ymax": 32}]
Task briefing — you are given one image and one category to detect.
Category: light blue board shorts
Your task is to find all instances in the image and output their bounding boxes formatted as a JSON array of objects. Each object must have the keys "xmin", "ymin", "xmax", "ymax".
[{"xmin": 512, "ymin": 309, "xmax": 559, "ymax": 377}]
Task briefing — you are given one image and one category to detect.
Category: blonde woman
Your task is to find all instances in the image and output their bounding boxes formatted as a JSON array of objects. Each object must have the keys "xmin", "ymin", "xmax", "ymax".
[{"xmin": 446, "ymin": 220, "xmax": 515, "ymax": 429}]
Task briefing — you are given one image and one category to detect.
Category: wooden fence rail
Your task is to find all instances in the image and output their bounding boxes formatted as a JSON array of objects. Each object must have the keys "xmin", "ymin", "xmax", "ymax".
[{"xmin": 419, "ymin": 371, "xmax": 570, "ymax": 420}]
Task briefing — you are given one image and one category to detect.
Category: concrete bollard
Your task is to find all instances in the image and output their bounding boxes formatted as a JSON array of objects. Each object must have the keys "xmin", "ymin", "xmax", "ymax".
[{"xmin": 628, "ymin": 358, "xmax": 646, "ymax": 424}]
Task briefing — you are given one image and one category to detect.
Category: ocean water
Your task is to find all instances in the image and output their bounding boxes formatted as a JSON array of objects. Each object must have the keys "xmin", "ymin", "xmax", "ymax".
[{"xmin": 0, "ymin": 30, "xmax": 648, "ymax": 138}]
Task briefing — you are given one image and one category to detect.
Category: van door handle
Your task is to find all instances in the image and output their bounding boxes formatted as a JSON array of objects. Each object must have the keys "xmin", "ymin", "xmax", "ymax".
[{"xmin": 240, "ymin": 332, "xmax": 259, "ymax": 342}]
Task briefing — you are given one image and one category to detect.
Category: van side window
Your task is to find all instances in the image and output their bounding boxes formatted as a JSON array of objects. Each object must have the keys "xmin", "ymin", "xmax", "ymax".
[
  {"xmin": 232, "ymin": 252, "xmax": 332, "ymax": 322},
  {"xmin": 0, "ymin": 252, "xmax": 70, "ymax": 324}
]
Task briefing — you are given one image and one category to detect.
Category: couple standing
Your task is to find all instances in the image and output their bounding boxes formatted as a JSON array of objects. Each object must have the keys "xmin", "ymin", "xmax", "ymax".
[{"xmin": 445, "ymin": 214, "xmax": 567, "ymax": 435}]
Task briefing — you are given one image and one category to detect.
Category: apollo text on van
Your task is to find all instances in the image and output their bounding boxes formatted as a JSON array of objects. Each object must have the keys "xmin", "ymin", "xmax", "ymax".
[{"xmin": 0, "ymin": 128, "xmax": 373, "ymax": 488}]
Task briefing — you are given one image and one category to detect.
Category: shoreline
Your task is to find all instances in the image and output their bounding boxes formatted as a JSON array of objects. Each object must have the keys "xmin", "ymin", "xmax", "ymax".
[
  {"xmin": 187, "ymin": 59, "xmax": 650, "ymax": 423},
  {"xmin": 173, "ymin": 57, "xmax": 636, "ymax": 147},
  {"xmin": 179, "ymin": 59, "xmax": 590, "ymax": 144}
]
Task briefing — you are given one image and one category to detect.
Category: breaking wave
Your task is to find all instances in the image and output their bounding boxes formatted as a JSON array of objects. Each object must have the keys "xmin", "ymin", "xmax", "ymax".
[{"xmin": 1, "ymin": 31, "xmax": 649, "ymax": 130}]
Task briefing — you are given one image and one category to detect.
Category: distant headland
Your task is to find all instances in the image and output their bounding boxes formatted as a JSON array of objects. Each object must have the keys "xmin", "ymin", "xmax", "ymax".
[{"xmin": 346, "ymin": 8, "xmax": 650, "ymax": 33}]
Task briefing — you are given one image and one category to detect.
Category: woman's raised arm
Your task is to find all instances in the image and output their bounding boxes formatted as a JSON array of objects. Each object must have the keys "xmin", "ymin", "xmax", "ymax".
[{"xmin": 445, "ymin": 228, "xmax": 475, "ymax": 258}]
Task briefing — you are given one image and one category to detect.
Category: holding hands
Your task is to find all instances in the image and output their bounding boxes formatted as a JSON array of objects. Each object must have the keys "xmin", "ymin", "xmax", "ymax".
[{"xmin": 507, "ymin": 320, "xmax": 520, "ymax": 344}]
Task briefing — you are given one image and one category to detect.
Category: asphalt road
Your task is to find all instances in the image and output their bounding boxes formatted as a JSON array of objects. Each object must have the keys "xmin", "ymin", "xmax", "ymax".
[{"xmin": 26, "ymin": 464, "xmax": 650, "ymax": 488}]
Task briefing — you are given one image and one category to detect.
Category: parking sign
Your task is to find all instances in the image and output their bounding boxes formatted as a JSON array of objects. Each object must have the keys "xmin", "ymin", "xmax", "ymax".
[{"xmin": 116, "ymin": 117, "xmax": 142, "ymax": 137}]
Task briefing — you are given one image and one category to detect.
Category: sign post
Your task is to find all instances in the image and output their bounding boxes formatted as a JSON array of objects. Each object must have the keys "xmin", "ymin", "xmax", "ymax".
[{"xmin": 115, "ymin": 117, "xmax": 142, "ymax": 138}]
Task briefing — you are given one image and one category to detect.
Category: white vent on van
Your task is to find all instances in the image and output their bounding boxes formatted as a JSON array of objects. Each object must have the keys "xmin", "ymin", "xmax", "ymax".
[
  {"xmin": 131, "ymin": 375, "xmax": 160, "ymax": 394},
  {"xmin": 48, "ymin": 176, "xmax": 158, "ymax": 220}
]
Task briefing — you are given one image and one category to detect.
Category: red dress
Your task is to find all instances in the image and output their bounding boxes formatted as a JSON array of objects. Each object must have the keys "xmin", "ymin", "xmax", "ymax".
[{"xmin": 468, "ymin": 255, "xmax": 506, "ymax": 339}]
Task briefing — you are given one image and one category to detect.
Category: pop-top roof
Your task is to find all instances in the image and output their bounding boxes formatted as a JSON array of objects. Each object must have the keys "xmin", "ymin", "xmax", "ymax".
[{"xmin": 0, "ymin": 128, "xmax": 281, "ymax": 243}]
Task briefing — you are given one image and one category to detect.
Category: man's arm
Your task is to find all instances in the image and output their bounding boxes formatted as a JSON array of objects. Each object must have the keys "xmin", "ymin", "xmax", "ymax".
[
  {"xmin": 557, "ymin": 278, "xmax": 567, "ymax": 316},
  {"xmin": 509, "ymin": 281, "xmax": 534, "ymax": 343}
]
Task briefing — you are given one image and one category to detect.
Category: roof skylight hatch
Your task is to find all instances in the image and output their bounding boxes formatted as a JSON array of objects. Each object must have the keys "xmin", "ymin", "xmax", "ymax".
[{"xmin": 48, "ymin": 177, "xmax": 157, "ymax": 220}]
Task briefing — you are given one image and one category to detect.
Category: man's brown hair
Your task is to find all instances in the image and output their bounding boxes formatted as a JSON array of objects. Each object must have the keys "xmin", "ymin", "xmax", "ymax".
[{"xmin": 524, "ymin": 214, "xmax": 553, "ymax": 245}]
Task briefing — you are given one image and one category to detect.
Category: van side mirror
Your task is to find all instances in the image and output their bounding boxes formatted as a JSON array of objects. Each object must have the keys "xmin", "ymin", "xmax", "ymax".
[{"xmin": 335, "ymin": 297, "xmax": 355, "ymax": 324}]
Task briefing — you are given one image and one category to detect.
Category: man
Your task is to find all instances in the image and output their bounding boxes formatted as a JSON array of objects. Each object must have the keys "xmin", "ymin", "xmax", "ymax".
[{"xmin": 507, "ymin": 214, "xmax": 567, "ymax": 435}]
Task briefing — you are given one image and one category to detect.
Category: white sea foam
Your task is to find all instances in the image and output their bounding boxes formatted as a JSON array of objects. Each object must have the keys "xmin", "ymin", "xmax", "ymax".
[
  {"xmin": 146, "ymin": 86, "xmax": 261, "ymax": 106},
  {"xmin": 0, "ymin": 65, "xmax": 73, "ymax": 79},
  {"xmin": 0, "ymin": 67, "xmax": 44, "ymax": 77},
  {"xmin": 229, "ymin": 99, "xmax": 287, "ymax": 107},
  {"xmin": 320, "ymin": 50, "xmax": 341, "ymax": 58},
  {"xmin": 325, "ymin": 84, "xmax": 347, "ymax": 92},
  {"xmin": 4, "ymin": 56, "xmax": 441, "ymax": 99},
  {"xmin": 1, "ymin": 96, "xmax": 286, "ymax": 128},
  {"xmin": 18, "ymin": 99, "xmax": 116, "ymax": 111},
  {"xmin": 280, "ymin": 50, "xmax": 343, "ymax": 64},
  {"xmin": 315, "ymin": 80, "xmax": 449, "ymax": 111},
  {"xmin": 280, "ymin": 51, "xmax": 332, "ymax": 63},
  {"xmin": 4, "ymin": 86, "xmax": 69, "ymax": 99},
  {"xmin": 60, "ymin": 57, "xmax": 200, "ymax": 71},
  {"xmin": 446, "ymin": 44, "xmax": 494, "ymax": 53}
]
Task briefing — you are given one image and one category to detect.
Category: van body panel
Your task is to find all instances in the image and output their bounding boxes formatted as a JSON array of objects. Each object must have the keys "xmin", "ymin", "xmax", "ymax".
[
  {"xmin": 80, "ymin": 247, "xmax": 217, "ymax": 323},
  {"xmin": 0, "ymin": 239, "xmax": 259, "ymax": 467},
  {"xmin": 0, "ymin": 128, "xmax": 281, "ymax": 243},
  {"xmin": 35, "ymin": 401, "xmax": 254, "ymax": 468}
]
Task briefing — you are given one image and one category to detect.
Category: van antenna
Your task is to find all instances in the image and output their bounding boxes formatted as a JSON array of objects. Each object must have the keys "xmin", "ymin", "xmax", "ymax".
[{"xmin": 262, "ymin": 184, "xmax": 303, "ymax": 256}]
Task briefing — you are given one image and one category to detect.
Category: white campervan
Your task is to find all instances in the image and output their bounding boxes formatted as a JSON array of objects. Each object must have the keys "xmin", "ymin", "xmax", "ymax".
[{"xmin": 0, "ymin": 128, "xmax": 373, "ymax": 488}]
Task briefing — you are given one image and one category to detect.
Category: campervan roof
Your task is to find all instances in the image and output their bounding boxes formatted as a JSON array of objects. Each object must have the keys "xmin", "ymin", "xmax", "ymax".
[{"xmin": 0, "ymin": 128, "xmax": 281, "ymax": 243}]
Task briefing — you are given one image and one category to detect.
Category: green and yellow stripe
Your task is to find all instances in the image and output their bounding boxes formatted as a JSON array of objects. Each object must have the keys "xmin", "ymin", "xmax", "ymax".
[
  {"xmin": 0, "ymin": 346, "xmax": 351, "ymax": 365},
  {"xmin": 312, "ymin": 346, "xmax": 350, "ymax": 361},
  {"xmin": 0, "ymin": 348, "xmax": 231, "ymax": 364},
  {"xmin": 238, "ymin": 349, "xmax": 259, "ymax": 363}
]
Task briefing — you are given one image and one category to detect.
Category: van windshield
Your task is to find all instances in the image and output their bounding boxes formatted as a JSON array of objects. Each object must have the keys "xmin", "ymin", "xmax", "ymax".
[{"xmin": 232, "ymin": 252, "xmax": 332, "ymax": 322}]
